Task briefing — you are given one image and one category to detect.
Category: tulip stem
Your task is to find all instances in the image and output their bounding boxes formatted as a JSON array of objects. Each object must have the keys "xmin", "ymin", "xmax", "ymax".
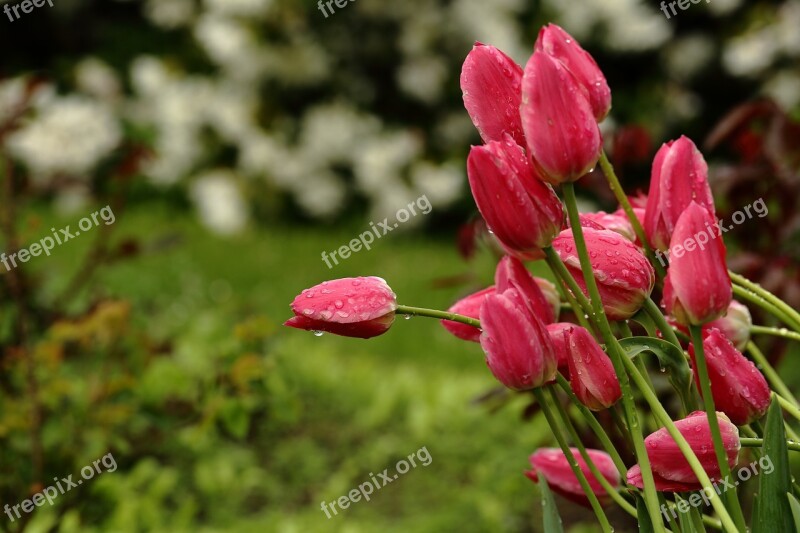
[
  {"xmin": 532, "ymin": 387, "xmax": 614, "ymax": 533},
  {"xmin": 732, "ymin": 285, "xmax": 800, "ymax": 333},
  {"xmin": 643, "ymin": 298, "xmax": 683, "ymax": 350},
  {"xmin": 730, "ymin": 272, "xmax": 800, "ymax": 332},
  {"xmin": 547, "ymin": 386, "xmax": 639, "ymax": 517},
  {"xmin": 560, "ymin": 182, "xmax": 668, "ymax": 533},
  {"xmin": 775, "ymin": 394, "xmax": 800, "ymax": 425},
  {"xmin": 746, "ymin": 341, "xmax": 799, "ymax": 409},
  {"xmin": 598, "ymin": 151, "xmax": 666, "ymax": 280},
  {"xmin": 750, "ymin": 325, "xmax": 800, "ymax": 343},
  {"xmin": 394, "ymin": 305, "xmax": 481, "ymax": 328},
  {"xmin": 740, "ymin": 437, "xmax": 800, "ymax": 452},
  {"xmin": 689, "ymin": 325, "xmax": 748, "ymax": 531}
]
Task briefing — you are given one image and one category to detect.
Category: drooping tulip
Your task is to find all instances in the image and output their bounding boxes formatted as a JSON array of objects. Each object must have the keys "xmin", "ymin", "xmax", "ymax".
[
  {"xmin": 689, "ymin": 328, "xmax": 770, "ymax": 425},
  {"xmin": 479, "ymin": 288, "xmax": 557, "ymax": 390},
  {"xmin": 626, "ymin": 464, "xmax": 706, "ymax": 492},
  {"xmin": 285, "ymin": 277, "xmax": 397, "ymax": 339},
  {"xmin": 644, "ymin": 136, "xmax": 716, "ymax": 251},
  {"xmin": 663, "ymin": 202, "xmax": 732, "ymax": 326},
  {"xmin": 557, "ymin": 325, "xmax": 621, "ymax": 411},
  {"xmin": 495, "ymin": 256, "xmax": 556, "ymax": 324},
  {"xmin": 467, "ymin": 135, "xmax": 564, "ymax": 255},
  {"xmin": 441, "ymin": 286, "xmax": 493, "ymax": 342},
  {"xmin": 460, "ymin": 42, "xmax": 525, "ymax": 146},
  {"xmin": 520, "ymin": 52, "xmax": 602, "ymax": 184},
  {"xmin": 534, "ymin": 24, "xmax": 611, "ymax": 121},
  {"xmin": 525, "ymin": 448, "xmax": 620, "ymax": 507},
  {"xmin": 552, "ymin": 227, "xmax": 656, "ymax": 320}
]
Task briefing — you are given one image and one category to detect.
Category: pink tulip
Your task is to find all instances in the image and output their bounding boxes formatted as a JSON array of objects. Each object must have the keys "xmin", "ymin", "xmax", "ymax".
[
  {"xmin": 479, "ymin": 288, "xmax": 557, "ymax": 390},
  {"xmin": 626, "ymin": 464, "xmax": 706, "ymax": 492},
  {"xmin": 705, "ymin": 300, "xmax": 752, "ymax": 351},
  {"xmin": 520, "ymin": 52, "xmax": 602, "ymax": 185},
  {"xmin": 441, "ymin": 286, "xmax": 494, "ymax": 342},
  {"xmin": 689, "ymin": 328, "xmax": 770, "ymax": 425},
  {"xmin": 559, "ymin": 325, "xmax": 621, "ymax": 411},
  {"xmin": 534, "ymin": 24, "xmax": 611, "ymax": 121},
  {"xmin": 663, "ymin": 202, "xmax": 732, "ymax": 325},
  {"xmin": 644, "ymin": 136, "xmax": 716, "ymax": 251},
  {"xmin": 467, "ymin": 135, "xmax": 564, "ymax": 255},
  {"xmin": 495, "ymin": 256, "xmax": 557, "ymax": 324},
  {"xmin": 285, "ymin": 277, "xmax": 396, "ymax": 339},
  {"xmin": 545, "ymin": 322, "xmax": 574, "ymax": 373},
  {"xmin": 525, "ymin": 448, "xmax": 620, "ymax": 507},
  {"xmin": 578, "ymin": 211, "xmax": 636, "ymax": 242},
  {"xmin": 552, "ymin": 227, "xmax": 656, "ymax": 320},
  {"xmin": 460, "ymin": 42, "xmax": 526, "ymax": 146}
]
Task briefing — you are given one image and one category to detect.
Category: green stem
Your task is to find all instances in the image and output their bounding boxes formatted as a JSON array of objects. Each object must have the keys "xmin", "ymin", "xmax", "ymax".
[
  {"xmin": 732, "ymin": 285, "xmax": 800, "ymax": 333},
  {"xmin": 395, "ymin": 305, "xmax": 480, "ymax": 328},
  {"xmin": 532, "ymin": 387, "xmax": 613, "ymax": 532},
  {"xmin": 689, "ymin": 325, "xmax": 747, "ymax": 531},
  {"xmin": 730, "ymin": 272, "xmax": 800, "ymax": 332},
  {"xmin": 561, "ymin": 183, "xmax": 667, "ymax": 533},
  {"xmin": 741, "ymin": 437, "xmax": 800, "ymax": 452},
  {"xmin": 643, "ymin": 298, "xmax": 683, "ymax": 350},
  {"xmin": 599, "ymin": 151, "xmax": 666, "ymax": 280},
  {"xmin": 776, "ymin": 395, "xmax": 800, "ymax": 425},
  {"xmin": 746, "ymin": 341, "xmax": 799, "ymax": 408},
  {"xmin": 750, "ymin": 325, "xmax": 800, "ymax": 343}
]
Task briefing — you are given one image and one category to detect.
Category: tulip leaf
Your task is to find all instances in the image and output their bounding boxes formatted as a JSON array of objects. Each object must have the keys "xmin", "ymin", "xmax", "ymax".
[
  {"xmin": 752, "ymin": 397, "xmax": 796, "ymax": 533},
  {"xmin": 618, "ymin": 337, "xmax": 692, "ymax": 395},
  {"xmin": 635, "ymin": 494, "xmax": 655, "ymax": 533},
  {"xmin": 537, "ymin": 477, "xmax": 564, "ymax": 533},
  {"xmin": 788, "ymin": 493, "xmax": 800, "ymax": 531}
]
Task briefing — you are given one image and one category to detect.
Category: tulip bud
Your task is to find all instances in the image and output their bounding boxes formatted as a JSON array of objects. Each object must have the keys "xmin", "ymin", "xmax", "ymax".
[
  {"xmin": 578, "ymin": 211, "xmax": 636, "ymax": 242},
  {"xmin": 520, "ymin": 52, "xmax": 602, "ymax": 185},
  {"xmin": 663, "ymin": 202, "xmax": 732, "ymax": 326},
  {"xmin": 706, "ymin": 300, "xmax": 752, "ymax": 351},
  {"xmin": 626, "ymin": 464, "xmax": 706, "ymax": 493},
  {"xmin": 545, "ymin": 322, "xmax": 574, "ymax": 373},
  {"xmin": 467, "ymin": 135, "xmax": 564, "ymax": 255},
  {"xmin": 285, "ymin": 277, "xmax": 397, "ymax": 339},
  {"xmin": 460, "ymin": 43, "xmax": 526, "ymax": 146},
  {"xmin": 646, "ymin": 411, "xmax": 740, "ymax": 484},
  {"xmin": 689, "ymin": 328, "xmax": 770, "ymax": 425},
  {"xmin": 479, "ymin": 288, "xmax": 557, "ymax": 390},
  {"xmin": 495, "ymin": 256, "xmax": 556, "ymax": 324},
  {"xmin": 525, "ymin": 448, "xmax": 620, "ymax": 507},
  {"xmin": 644, "ymin": 136, "xmax": 716, "ymax": 251},
  {"xmin": 552, "ymin": 227, "xmax": 656, "ymax": 320},
  {"xmin": 559, "ymin": 325, "xmax": 622, "ymax": 411},
  {"xmin": 441, "ymin": 286, "xmax": 493, "ymax": 343},
  {"xmin": 534, "ymin": 24, "xmax": 611, "ymax": 121}
]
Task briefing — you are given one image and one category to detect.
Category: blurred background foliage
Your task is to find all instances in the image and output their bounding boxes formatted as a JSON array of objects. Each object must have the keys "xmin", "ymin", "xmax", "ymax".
[{"xmin": 0, "ymin": 0, "xmax": 799, "ymax": 531}]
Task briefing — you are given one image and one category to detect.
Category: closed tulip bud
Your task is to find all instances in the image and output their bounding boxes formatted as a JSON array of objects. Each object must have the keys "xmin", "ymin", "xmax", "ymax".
[
  {"xmin": 460, "ymin": 42, "xmax": 526, "ymax": 146},
  {"xmin": 285, "ymin": 277, "xmax": 396, "ymax": 339},
  {"xmin": 552, "ymin": 227, "xmax": 656, "ymax": 320},
  {"xmin": 646, "ymin": 411, "xmax": 740, "ymax": 484},
  {"xmin": 495, "ymin": 256, "xmax": 556, "ymax": 324},
  {"xmin": 626, "ymin": 464, "xmax": 706, "ymax": 493},
  {"xmin": 521, "ymin": 52, "xmax": 602, "ymax": 185},
  {"xmin": 441, "ymin": 286, "xmax": 493, "ymax": 342},
  {"xmin": 561, "ymin": 325, "xmax": 621, "ymax": 410},
  {"xmin": 534, "ymin": 24, "xmax": 611, "ymax": 121},
  {"xmin": 663, "ymin": 202, "xmax": 732, "ymax": 326},
  {"xmin": 525, "ymin": 448, "xmax": 620, "ymax": 507},
  {"xmin": 706, "ymin": 300, "xmax": 752, "ymax": 351},
  {"xmin": 644, "ymin": 136, "xmax": 716, "ymax": 251},
  {"xmin": 479, "ymin": 288, "xmax": 557, "ymax": 390},
  {"xmin": 467, "ymin": 135, "xmax": 564, "ymax": 255},
  {"xmin": 689, "ymin": 328, "xmax": 770, "ymax": 425}
]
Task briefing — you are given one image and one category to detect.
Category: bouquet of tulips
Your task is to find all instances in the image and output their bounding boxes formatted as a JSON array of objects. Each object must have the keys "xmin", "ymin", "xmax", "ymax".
[{"xmin": 285, "ymin": 24, "xmax": 800, "ymax": 533}]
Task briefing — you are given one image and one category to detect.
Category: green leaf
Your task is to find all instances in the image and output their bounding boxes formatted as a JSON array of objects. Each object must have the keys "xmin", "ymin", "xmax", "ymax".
[
  {"xmin": 538, "ymin": 477, "xmax": 564, "ymax": 533},
  {"xmin": 618, "ymin": 337, "xmax": 692, "ymax": 395},
  {"xmin": 752, "ymin": 397, "xmax": 796, "ymax": 533},
  {"xmin": 787, "ymin": 493, "xmax": 800, "ymax": 530},
  {"xmin": 636, "ymin": 494, "xmax": 655, "ymax": 533}
]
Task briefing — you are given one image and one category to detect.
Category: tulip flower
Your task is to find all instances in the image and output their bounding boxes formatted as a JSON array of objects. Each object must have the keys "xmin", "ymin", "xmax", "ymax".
[
  {"xmin": 441, "ymin": 286, "xmax": 493, "ymax": 342},
  {"xmin": 706, "ymin": 300, "xmax": 752, "ymax": 352},
  {"xmin": 525, "ymin": 448, "xmax": 620, "ymax": 507},
  {"xmin": 578, "ymin": 211, "xmax": 636, "ymax": 242},
  {"xmin": 557, "ymin": 325, "xmax": 622, "ymax": 410},
  {"xmin": 689, "ymin": 328, "xmax": 770, "ymax": 425},
  {"xmin": 645, "ymin": 411, "xmax": 740, "ymax": 484},
  {"xmin": 626, "ymin": 464, "xmax": 706, "ymax": 492},
  {"xmin": 545, "ymin": 322, "xmax": 574, "ymax": 372},
  {"xmin": 467, "ymin": 135, "xmax": 564, "ymax": 255},
  {"xmin": 663, "ymin": 202, "xmax": 732, "ymax": 326},
  {"xmin": 479, "ymin": 288, "xmax": 557, "ymax": 390},
  {"xmin": 520, "ymin": 52, "xmax": 602, "ymax": 184},
  {"xmin": 552, "ymin": 227, "xmax": 656, "ymax": 320},
  {"xmin": 644, "ymin": 136, "xmax": 716, "ymax": 251},
  {"xmin": 285, "ymin": 277, "xmax": 397, "ymax": 339},
  {"xmin": 535, "ymin": 277, "xmax": 561, "ymax": 323},
  {"xmin": 495, "ymin": 256, "xmax": 557, "ymax": 324},
  {"xmin": 460, "ymin": 42, "xmax": 526, "ymax": 146},
  {"xmin": 534, "ymin": 24, "xmax": 611, "ymax": 121}
]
